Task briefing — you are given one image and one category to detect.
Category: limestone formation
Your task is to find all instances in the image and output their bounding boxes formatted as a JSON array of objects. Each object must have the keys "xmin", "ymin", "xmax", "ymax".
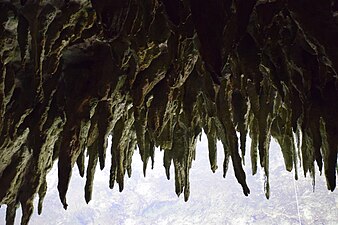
[{"xmin": 0, "ymin": 0, "xmax": 338, "ymax": 224}]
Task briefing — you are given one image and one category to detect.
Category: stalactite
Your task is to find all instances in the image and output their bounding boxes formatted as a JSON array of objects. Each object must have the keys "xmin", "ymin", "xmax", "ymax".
[{"xmin": 1, "ymin": 0, "xmax": 338, "ymax": 224}]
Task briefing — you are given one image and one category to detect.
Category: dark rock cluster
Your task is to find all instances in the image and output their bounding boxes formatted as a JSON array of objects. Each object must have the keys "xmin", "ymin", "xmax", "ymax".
[{"xmin": 0, "ymin": 0, "xmax": 337, "ymax": 224}]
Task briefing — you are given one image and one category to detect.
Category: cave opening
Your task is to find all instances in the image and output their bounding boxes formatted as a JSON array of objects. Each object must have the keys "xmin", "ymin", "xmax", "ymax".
[{"xmin": 1, "ymin": 0, "xmax": 338, "ymax": 224}]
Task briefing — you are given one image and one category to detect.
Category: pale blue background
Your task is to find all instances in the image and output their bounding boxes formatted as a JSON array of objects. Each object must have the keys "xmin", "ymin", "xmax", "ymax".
[{"xmin": 1, "ymin": 134, "xmax": 337, "ymax": 224}]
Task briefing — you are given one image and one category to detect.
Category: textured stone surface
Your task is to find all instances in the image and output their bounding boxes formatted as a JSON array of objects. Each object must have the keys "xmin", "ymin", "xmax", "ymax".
[{"xmin": 0, "ymin": 0, "xmax": 338, "ymax": 224}]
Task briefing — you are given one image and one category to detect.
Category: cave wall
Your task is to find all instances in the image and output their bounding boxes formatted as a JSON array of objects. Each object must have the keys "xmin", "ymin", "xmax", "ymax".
[{"xmin": 0, "ymin": 0, "xmax": 338, "ymax": 224}]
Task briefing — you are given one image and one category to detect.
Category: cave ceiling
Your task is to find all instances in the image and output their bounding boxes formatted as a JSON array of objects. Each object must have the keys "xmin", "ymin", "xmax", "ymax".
[{"xmin": 1, "ymin": 0, "xmax": 338, "ymax": 224}]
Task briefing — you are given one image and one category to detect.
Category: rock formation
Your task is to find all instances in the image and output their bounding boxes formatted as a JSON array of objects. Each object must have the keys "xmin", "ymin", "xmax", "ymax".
[{"xmin": 0, "ymin": 0, "xmax": 337, "ymax": 224}]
